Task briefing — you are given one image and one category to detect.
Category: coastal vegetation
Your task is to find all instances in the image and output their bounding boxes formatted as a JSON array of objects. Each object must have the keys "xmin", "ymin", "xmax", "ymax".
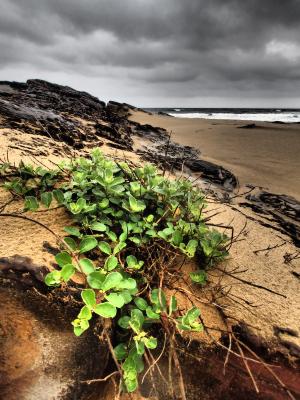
[{"xmin": 1, "ymin": 148, "xmax": 229, "ymax": 394}]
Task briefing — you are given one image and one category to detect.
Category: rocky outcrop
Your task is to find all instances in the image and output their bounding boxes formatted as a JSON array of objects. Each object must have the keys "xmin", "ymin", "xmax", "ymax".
[{"xmin": 0, "ymin": 79, "xmax": 133, "ymax": 150}]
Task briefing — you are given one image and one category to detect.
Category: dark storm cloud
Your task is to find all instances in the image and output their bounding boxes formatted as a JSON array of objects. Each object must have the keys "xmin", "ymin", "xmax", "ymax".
[{"xmin": 0, "ymin": 0, "xmax": 299, "ymax": 105}]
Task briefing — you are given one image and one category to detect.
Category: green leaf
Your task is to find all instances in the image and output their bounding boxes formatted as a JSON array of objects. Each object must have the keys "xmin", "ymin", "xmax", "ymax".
[
  {"xmin": 41, "ymin": 192, "xmax": 52, "ymax": 208},
  {"xmin": 145, "ymin": 306, "xmax": 160, "ymax": 320},
  {"xmin": 134, "ymin": 297, "xmax": 148, "ymax": 311},
  {"xmin": 130, "ymin": 181, "xmax": 141, "ymax": 193},
  {"xmin": 186, "ymin": 306, "xmax": 201, "ymax": 323},
  {"xmin": 189, "ymin": 321, "xmax": 203, "ymax": 332},
  {"xmin": 106, "ymin": 230, "xmax": 117, "ymax": 242},
  {"xmin": 113, "ymin": 241, "xmax": 126, "ymax": 254},
  {"xmin": 172, "ymin": 230, "xmax": 183, "ymax": 246},
  {"xmin": 190, "ymin": 270, "xmax": 207, "ymax": 284},
  {"xmin": 118, "ymin": 316, "xmax": 130, "ymax": 329},
  {"xmin": 98, "ymin": 241, "xmax": 111, "ymax": 255},
  {"xmin": 105, "ymin": 292, "xmax": 125, "ymax": 308},
  {"xmin": 79, "ymin": 236, "xmax": 98, "ymax": 253},
  {"xmin": 185, "ymin": 239, "xmax": 198, "ymax": 257},
  {"xmin": 64, "ymin": 237, "xmax": 77, "ymax": 251},
  {"xmin": 146, "ymin": 214, "xmax": 154, "ymax": 223},
  {"xmin": 53, "ymin": 189, "xmax": 65, "ymax": 204},
  {"xmin": 55, "ymin": 251, "xmax": 72, "ymax": 268},
  {"xmin": 126, "ymin": 255, "xmax": 137, "ymax": 269},
  {"xmin": 134, "ymin": 354, "xmax": 145, "ymax": 374},
  {"xmin": 72, "ymin": 318, "xmax": 89, "ymax": 336},
  {"xmin": 128, "ymin": 194, "xmax": 138, "ymax": 211},
  {"xmin": 98, "ymin": 198, "xmax": 109, "ymax": 209},
  {"xmin": 73, "ymin": 327, "xmax": 83, "ymax": 336},
  {"xmin": 102, "ymin": 272, "xmax": 123, "ymax": 291},
  {"xmin": 104, "ymin": 255, "xmax": 118, "ymax": 271},
  {"xmin": 125, "ymin": 376, "xmax": 138, "ymax": 393},
  {"xmin": 87, "ymin": 271, "xmax": 106, "ymax": 289},
  {"xmin": 128, "ymin": 194, "xmax": 146, "ymax": 212},
  {"xmin": 81, "ymin": 289, "xmax": 96, "ymax": 308},
  {"xmin": 177, "ymin": 322, "xmax": 191, "ymax": 331},
  {"xmin": 79, "ymin": 258, "xmax": 95, "ymax": 274},
  {"xmin": 123, "ymin": 354, "xmax": 137, "ymax": 380},
  {"xmin": 61, "ymin": 264, "xmax": 75, "ymax": 282},
  {"xmin": 129, "ymin": 309, "xmax": 144, "ymax": 334},
  {"xmin": 150, "ymin": 289, "xmax": 167, "ymax": 311},
  {"xmin": 69, "ymin": 198, "xmax": 86, "ymax": 214},
  {"xmin": 114, "ymin": 343, "xmax": 127, "ymax": 360},
  {"xmin": 135, "ymin": 339, "xmax": 145, "ymax": 355},
  {"xmin": 119, "ymin": 232, "xmax": 127, "ymax": 242},
  {"xmin": 182, "ymin": 306, "xmax": 201, "ymax": 329},
  {"xmin": 94, "ymin": 302, "xmax": 117, "ymax": 318},
  {"xmin": 103, "ymin": 169, "xmax": 114, "ymax": 184},
  {"xmin": 200, "ymin": 239, "xmax": 213, "ymax": 257},
  {"xmin": 145, "ymin": 229, "xmax": 156, "ymax": 237},
  {"xmin": 90, "ymin": 221, "xmax": 107, "ymax": 232},
  {"xmin": 129, "ymin": 236, "xmax": 141, "ymax": 245},
  {"xmin": 143, "ymin": 336, "xmax": 157, "ymax": 349},
  {"xmin": 119, "ymin": 290, "xmax": 132, "ymax": 304},
  {"xmin": 78, "ymin": 305, "xmax": 92, "ymax": 320},
  {"xmin": 111, "ymin": 176, "xmax": 125, "ymax": 186},
  {"xmin": 44, "ymin": 270, "xmax": 61, "ymax": 286},
  {"xmin": 73, "ymin": 325, "xmax": 87, "ymax": 336},
  {"xmin": 117, "ymin": 278, "xmax": 137, "ymax": 290},
  {"xmin": 168, "ymin": 295, "xmax": 177, "ymax": 316},
  {"xmin": 24, "ymin": 196, "xmax": 39, "ymax": 211},
  {"xmin": 126, "ymin": 255, "xmax": 144, "ymax": 270},
  {"xmin": 64, "ymin": 226, "xmax": 81, "ymax": 237}
]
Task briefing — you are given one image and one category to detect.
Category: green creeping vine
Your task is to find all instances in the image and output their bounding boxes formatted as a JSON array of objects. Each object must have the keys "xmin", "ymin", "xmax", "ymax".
[{"xmin": 2, "ymin": 149, "xmax": 229, "ymax": 392}]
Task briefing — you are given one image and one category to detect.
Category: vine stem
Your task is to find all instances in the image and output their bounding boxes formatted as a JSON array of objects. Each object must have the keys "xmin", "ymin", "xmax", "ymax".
[
  {"xmin": 142, "ymin": 332, "xmax": 167, "ymax": 383},
  {"xmin": 81, "ymin": 371, "xmax": 120, "ymax": 385}
]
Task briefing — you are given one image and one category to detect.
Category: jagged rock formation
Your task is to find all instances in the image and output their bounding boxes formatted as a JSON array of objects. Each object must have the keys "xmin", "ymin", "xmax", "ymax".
[{"xmin": 0, "ymin": 79, "xmax": 133, "ymax": 150}]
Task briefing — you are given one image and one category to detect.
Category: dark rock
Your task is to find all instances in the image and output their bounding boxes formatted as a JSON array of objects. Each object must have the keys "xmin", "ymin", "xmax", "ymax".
[
  {"xmin": 241, "ymin": 191, "xmax": 300, "ymax": 246},
  {"xmin": 0, "ymin": 79, "xmax": 134, "ymax": 150},
  {"xmin": 238, "ymin": 123, "xmax": 257, "ymax": 129},
  {"xmin": 186, "ymin": 158, "xmax": 238, "ymax": 189},
  {"xmin": 158, "ymin": 111, "xmax": 173, "ymax": 117}
]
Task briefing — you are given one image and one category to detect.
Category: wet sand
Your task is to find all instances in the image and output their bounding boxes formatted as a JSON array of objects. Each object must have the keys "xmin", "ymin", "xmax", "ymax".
[{"xmin": 130, "ymin": 112, "xmax": 300, "ymax": 200}]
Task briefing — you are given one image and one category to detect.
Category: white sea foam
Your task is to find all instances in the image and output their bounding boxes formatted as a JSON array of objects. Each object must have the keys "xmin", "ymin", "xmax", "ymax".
[{"xmin": 168, "ymin": 112, "xmax": 300, "ymax": 123}]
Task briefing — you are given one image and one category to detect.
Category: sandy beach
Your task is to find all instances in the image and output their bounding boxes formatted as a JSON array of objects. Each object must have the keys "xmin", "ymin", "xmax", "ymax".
[{"xmin": 130, "ymin": 112, "xmax": 300, "ymax": 200}]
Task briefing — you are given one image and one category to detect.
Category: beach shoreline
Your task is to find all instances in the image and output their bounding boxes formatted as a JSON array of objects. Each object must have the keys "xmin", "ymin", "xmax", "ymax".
[{"xmin": 130, "ymin": 111, "xmax": 300, "ymax": 201}]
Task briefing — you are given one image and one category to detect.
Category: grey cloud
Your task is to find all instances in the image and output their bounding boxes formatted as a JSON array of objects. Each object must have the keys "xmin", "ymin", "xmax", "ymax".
[{"xmin": 0, "ymin": 0, "xmax": 300, "ymax": 106}]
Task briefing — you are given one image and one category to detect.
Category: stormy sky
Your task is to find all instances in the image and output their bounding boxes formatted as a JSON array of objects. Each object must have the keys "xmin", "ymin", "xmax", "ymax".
[{"xmin": 0, "ymin": 0, "xmax": 300, "ymax": 107}]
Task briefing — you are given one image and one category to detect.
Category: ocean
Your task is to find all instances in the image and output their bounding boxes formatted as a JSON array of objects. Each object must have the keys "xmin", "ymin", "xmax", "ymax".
[{"xmin": 146, "ymin": 108, "xmax": 300, "ymax": 123}]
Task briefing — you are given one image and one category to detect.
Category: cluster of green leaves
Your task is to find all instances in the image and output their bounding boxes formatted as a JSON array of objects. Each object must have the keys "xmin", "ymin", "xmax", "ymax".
[
  {"xmin": 3, "ymin": 161, "xmax": 62, "ymax": 203},
  {"xmin": 2, "ymin": 149, "xmax": 229, "ymax": 393}
]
